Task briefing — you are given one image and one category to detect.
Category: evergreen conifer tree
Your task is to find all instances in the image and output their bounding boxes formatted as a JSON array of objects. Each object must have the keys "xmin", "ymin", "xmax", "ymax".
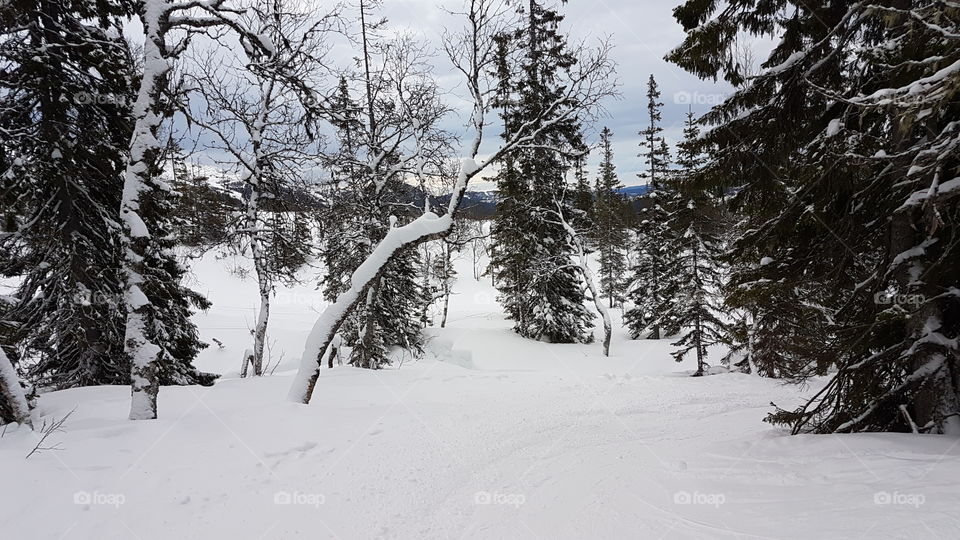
[
  {"xmin": 668, "ymin": 0, "xmax": 960, "ymax": 432},
  {"xmin": 318, "ymin": 29, "xmax": 434, "ymax": 369},
  {"xmin": 571, "ymin": 153, "xmax": 594, "ymax": 231},
  {"xmin": 625, "ymin": 75, "xmax": 678, "ymax": 339},
  {"xmin": 0, "ymin": 0, "xmax": 133, "ymax": 389},
  {"xmin": 659, "ymin": 111, "xmax": 727, "ymax": 376},
  {"xmin": 490, "ymin": 0, "xmax": 594, "ymax": 343},
  {"xmin": 591, "ymin": 127, "xmax": 628, "ymax": 307},
  {"xmin": 1, "ymin": 0, "xmax": 211, "ymax": 390}
]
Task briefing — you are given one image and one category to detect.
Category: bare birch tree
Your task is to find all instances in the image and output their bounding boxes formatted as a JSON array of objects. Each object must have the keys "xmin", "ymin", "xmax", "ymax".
[
  {"xmin": 186, "ymin": 0, "xmax": 336, "ymax": 377},
  {"xmin": 123, "ymin": 0, "xmax": 271, "ymax": 419}
]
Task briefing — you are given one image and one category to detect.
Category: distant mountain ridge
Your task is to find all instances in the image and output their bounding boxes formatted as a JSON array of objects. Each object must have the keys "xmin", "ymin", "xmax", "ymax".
[{"xmin": 443, "ymin": 185, "xmax": 653, "ymax": 218}]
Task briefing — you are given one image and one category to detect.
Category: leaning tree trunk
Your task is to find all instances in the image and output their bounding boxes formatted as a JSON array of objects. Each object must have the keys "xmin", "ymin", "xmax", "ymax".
[
  {"xmin": 583, "ymin": 262, "xmax": 613, "ymax": 357},
  {"xmin": 289, "ymin": 159, "xmax": 481, "ymax": 404},
  {"xmin": 0, "ymin": 348, "xmax": 31, "ymax": 426}
]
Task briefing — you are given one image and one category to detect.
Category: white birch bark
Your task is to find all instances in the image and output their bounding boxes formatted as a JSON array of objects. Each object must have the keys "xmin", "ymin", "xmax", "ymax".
[
  {"xmin": 0, "ymin": 348, "xmax": 31, "ymax": 426},
  {"xmin": 123, "ymin": 0, "xmax": 170, "ymax": 420}
]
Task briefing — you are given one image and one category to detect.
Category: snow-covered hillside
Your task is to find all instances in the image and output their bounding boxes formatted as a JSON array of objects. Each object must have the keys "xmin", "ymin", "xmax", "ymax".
[{"xmin": 1, "ymin": 252, "xmax": 958, "ymax": 539}]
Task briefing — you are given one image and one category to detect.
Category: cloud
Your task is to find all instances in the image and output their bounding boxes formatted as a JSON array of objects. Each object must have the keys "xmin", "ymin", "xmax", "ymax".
[
  {"xmin": 150, "ymin": 0, "xmax": 735, "ymax": 189},
  {"xmin": 372, "ymin": 0, "xmax": 733, "ymax": 187}
]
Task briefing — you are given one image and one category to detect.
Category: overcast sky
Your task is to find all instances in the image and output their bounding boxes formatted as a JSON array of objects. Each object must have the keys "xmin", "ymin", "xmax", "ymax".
[
  {"xmin": 153, "ymin": 0, "xmax": 736, "ymax": 190},
  {"xmin": 365, "ymin": 0, "xmax": 734, "ymax": 189}
]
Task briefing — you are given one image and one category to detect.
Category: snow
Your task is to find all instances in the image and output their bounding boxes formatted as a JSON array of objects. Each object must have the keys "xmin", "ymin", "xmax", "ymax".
[
  {"xmin": 127, "ymin": 285, "xmax": 149, "ymax": 309},
  {"xmin": 825, "ymin": 118, "xmax": 841, "ymax": 137},
  {"xmin": 2, "ymin": 251, "xmax": 960, "ymax": 538},
  {"xmin": 858, "ymin": 58, "xmax": 960, "ymax": 103},
  {"xmin": 762, "ymin": 51, "xmax": 804, "ymax": 76},
  {"xmin": 0, "ymin": 348, "xmax": 30, "ymax": 424}
]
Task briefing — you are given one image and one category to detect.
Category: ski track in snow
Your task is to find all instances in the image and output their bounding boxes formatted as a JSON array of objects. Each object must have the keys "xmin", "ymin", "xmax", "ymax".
[{"xmin": 2, "ymin": 251, "xmax": 959, "ymax": 539}]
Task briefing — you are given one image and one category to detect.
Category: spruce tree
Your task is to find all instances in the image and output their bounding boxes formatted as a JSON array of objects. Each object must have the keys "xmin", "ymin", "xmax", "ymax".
[
  {"xmin": 0, "ymin": 0, "xmax": 134, "ymax": 389},
  {"xmin": 489, "ymin": 33, "xmax": 537, "ymax": 332},
  {"xmin": 624, "ymin": 74, "xmax": 678, "ymax": 339},
  {"xmin": 0, "ymin": 0, "xmax": 217, "ymax": 404},
  {"xmin": 490, "ymin": 0, "xmax": 594, "ymax": 344},
  {"xmin": 0, "ymin": 0, "xmax": 151, "ymax": 389},
  {"xmin": 571, "ymin": 153, "xmax": 594, "ymax": 231},
  {"xmin": 591, "ymin": 127, "xmax": 628, "ymax": 307},
  {"xmin": 659, "ymin": 111, "xmax": 727, "ymax": 376},
  {"xmin": 668, "ymin": 0, "xmax": 960, "ymax": 433}
]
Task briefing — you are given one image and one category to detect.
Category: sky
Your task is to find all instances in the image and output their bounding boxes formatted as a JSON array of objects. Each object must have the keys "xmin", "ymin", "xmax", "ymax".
[
  {"xmin": 365, "ymin": 0, "xmax": 735, "ymax": 189},
  {"xmin": 144, "ymin": 0, "xmax": 737, "ymax": 191}
]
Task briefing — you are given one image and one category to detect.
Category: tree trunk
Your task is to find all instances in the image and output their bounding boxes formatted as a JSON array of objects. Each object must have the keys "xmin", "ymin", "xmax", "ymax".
[
  {"xmin": 746, "ymin": 310, "xmax": 758, "ymax": 376},
  {"xmin": 583, "ymin": 265, "xmax": 612, "ymax": 357},
  {"xmin": 440, "ymin": 280, "xmax": 451, "ymax": 328},
  {"xmin": 0, "ymin": 348, "xmax": 31, "ymax": 426},
  {"xmin": 289, "ymin": 161, "xmax": 477, "ymax": 404},
  {"xmin": 327, "ymin": 339, "xmax": 338, "ymax": 369},
  {"xmin": 692, "ymin": 246, "xmax": 705, "ymax": 376},
  {"xmin": 693, "ymin": 315, "xmax": 705, "ymax": 376},
  {"xmin": 123, "ymin": 15, "xmax": 169, "ymax": 420},
  {"xmin": 892, "ymin": 203, "xmax": 960, "ymax": 434},
  {"xmin": 252, "ymin": 268, "xmax": 270, "ymax": 376},
  {"xmin": 359, "ymin": 279, "xmax": 380, "ymax": 369},
  {"xmin": 240, "ymin": 349, "xmax": 253, "ymax": 378}
]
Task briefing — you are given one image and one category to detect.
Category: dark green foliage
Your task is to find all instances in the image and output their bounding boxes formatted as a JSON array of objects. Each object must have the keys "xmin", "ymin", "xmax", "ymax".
[
  {"xmin": 591, "ymin": 127, "xmax": 628, "ymax": 307},
  {"xmin": 0, "ymin": 0, "xmax": 215, "ymax": 390},
  {"xmin": 625, "ymin": 75, "xmax": 679, "ymax": 340},
  {"xmin": 319, "ymin": 76, "xmax": 428, "ymax": 368},
  {"xmin": 490, "ymin": 0, "xmax": 594, "ymax": 344},
  {"xmin": 668, "ymin": 0, "xmax": 960, "ymax": 433},
  {"xmin": 570, "ymin": 153, "xmax": 594, "ymax": 230},
  {"xmin": 0, "ymin": 0, "xmax": 130, "ymax": 389},
  {"xmin": 659, "ymin": 112, "xmax": 728, "ymax": 376},
  {"xmin": 168, "ymin": 150, "xmax": 238, "ymax": 250}
]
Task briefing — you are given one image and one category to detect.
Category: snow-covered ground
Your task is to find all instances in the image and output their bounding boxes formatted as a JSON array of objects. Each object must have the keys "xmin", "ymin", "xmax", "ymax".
[{"xmin": 2, "ymin": 250, "xmax": 959, "ymax": 539}]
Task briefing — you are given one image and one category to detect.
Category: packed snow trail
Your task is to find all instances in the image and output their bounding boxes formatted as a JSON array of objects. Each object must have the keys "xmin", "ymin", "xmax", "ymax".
[{"xmin": 1, "ymin": 252, "xmax": 958, "ymax": 539}]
